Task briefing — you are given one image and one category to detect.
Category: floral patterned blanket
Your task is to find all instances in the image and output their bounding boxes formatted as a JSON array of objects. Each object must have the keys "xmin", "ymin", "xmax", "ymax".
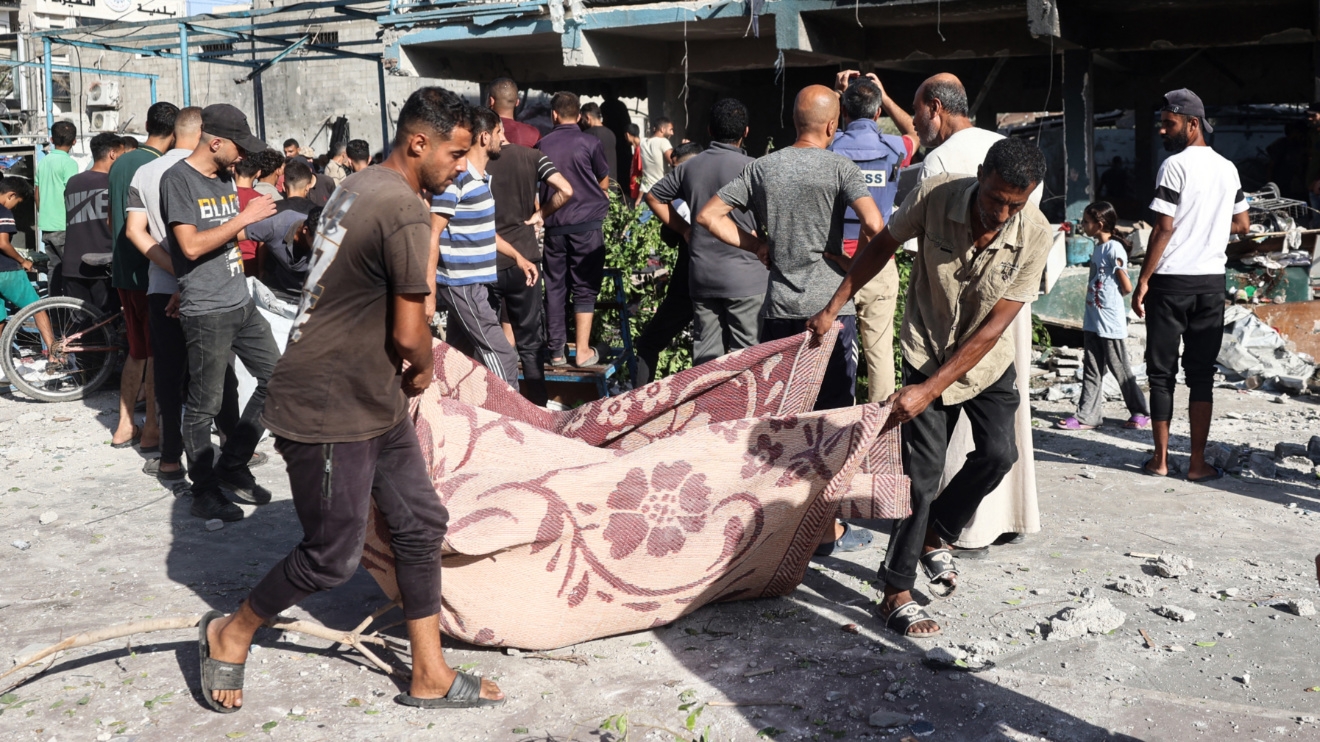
[{"xmin": 361, "ymin": 329, "xmax": 909, "ymax": 649}]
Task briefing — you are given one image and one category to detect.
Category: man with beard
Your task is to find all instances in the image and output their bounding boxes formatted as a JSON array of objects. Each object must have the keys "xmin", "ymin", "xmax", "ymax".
[
  {"xmin": 428, "ymin": 107, "xmax": 520, "ymax": 387},
  {"xmin": 1132, "ymin": 89, "xmax": 1249, "ymax": 482},
  {"xmin": 159, "ymin": 104, "xmax": 279, "ymax": 521},
  {"xmin": 807, "ymin": 138, "xmax": 1051, "ymax": 637},
  {"xmin": 199, "ymin": 87, "xmax": 505, "ymax": 713}
]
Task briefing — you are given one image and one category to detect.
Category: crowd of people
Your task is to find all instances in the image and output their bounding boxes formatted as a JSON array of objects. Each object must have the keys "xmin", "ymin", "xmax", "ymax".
[{"xmin": 0, "ymin": 70, "xmax": 1252, "ymax": 712}]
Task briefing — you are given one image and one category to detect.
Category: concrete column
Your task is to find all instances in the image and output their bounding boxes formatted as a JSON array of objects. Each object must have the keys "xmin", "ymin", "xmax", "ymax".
[
  {"xmin": 1061, "ymin": 49, "xmax": 1093, "ymax": 222},
  {"xmin": 645, "ymin": 73, "xmax": 688, "ymax": 142},
  {"xmin": 645, "ymin": 74, "xmax": 665, "ymax": 133}
]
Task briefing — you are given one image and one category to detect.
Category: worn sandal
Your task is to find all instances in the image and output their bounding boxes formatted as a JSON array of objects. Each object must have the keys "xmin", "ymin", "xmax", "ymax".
[
  {"xmin": 920, "ymin": 548, "xmax": 959, "ymax": 598},
  {"xmin": 814, "ymin": 521, "xmax": 874, "ymax": 557},
  {"xmin": 111, "ymin": 425, "xmax": 141, "ymax": 449},
  {"xmin": 1187, "ymin": 466, "xmax": 1225, "ymax": 484},
  {"xmin": 394, "ymin": 670, "xmax": 505, "ymax": 709},
  {"xmin": 198, "ymin": 610, "xmax": 245, "ymax": 714},
  {"xmin": 1055, "ymin": 417, "xmax": 1096, "ymax": 430},
  {"xmin": 881, "ymin": 600, "xmax": 941, "ymax": 637},
  {"xmin": 1124, "ymin": 415, "xmax": 1151, "ymax": 429}
]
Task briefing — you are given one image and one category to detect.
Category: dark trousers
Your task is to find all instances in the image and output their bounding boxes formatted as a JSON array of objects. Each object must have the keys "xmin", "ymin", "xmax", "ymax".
[
  {"xmin": 1144, "ymin": 291, "xmax": 1223, "ymax": 422},
  {"xmin": 61, "ymin": 276, "xmax": 119, "ymax": 316},
  {"xmin": 760, "ymin": 316, "xmax": 857, "ymax": 411},
  {"xmin": 635, "ymin": 234, "xmax": 692, "ymax": 386},
  {"xmin": 1077, "ymin": 331, "xmax": 1149, "ymax": 426},
  {"xmin": 148, "ymin": 293, "xmax": 239, "ymax": 466},
  {"xmin": 542, "ymin": 228, "xmax": 605, "ymax": 354},
  {"xmin": 180, "ymin": 300, "xmax": 279, "ymax": 495},
  {"xmin": 247, "ymin": 417, "xmax": 449, "ymax": 621},
  {"xmin": 437, "ymin": 282, "xmax": 520, "ymax": 388},
  {"xmin": 883, "ymin": 362, "xmax": 1019, "ymax": 591},
  {"xmin": 488, "ymin": 263, "xmax": 548, "ymax": 405},
  {"xmin": 41, "ymin": 232, "xmax": 65, "ymax": 297}
]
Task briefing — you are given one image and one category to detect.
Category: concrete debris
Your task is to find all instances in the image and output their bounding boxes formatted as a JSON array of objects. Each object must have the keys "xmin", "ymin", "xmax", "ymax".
[
  {"xmin": 37, "ymin": 511, "xmax": 57, "ymax": 525},
  {"xmin": 1309, "ymin": 435, "xmax": 1320, "ymax": 463},
  {"xmin": 1155, "ymin": 605, "xmax": 1196, "ymax": 622},
  {"xmin": 868, "ymin": 710, "xmax": 912, "ymax": 729},
  {"xmin": 205, "ymin": 519, "xmax": 225, "ymax": 531},
  {"xmin": 925, "ymin": 646, "xmax": 967, "ymax": 666},
  {"xmin": 1204, "ymin": 443, "xmax": 1245, "ymax": 473},
  {"xmin": 1249, "ymin": 451, "xmax": 1278, "ymax": 478},
  {"xmin": 1276, "ymin": 442, "xmax": 1309, "ymax": 460},
  {"xmin": 1153, "ymin": 553, "xmax": 1192, "ymax": 579},
  {"xmin": 1111, "ymin": 576, "xmax": 1155, "ymax": 597},
  {"xmin": 1285, "ymin": 599, "xmax": 1317, "ymax": 617},
  {"xmin": 1046, "ymin": 598, "xmax": 1126, "ymax": 641},
  {"xmin": 11, "ymin": 540, "xmax": 30, "ymax": 550},
  {"xmin": 1217, "ymin": 305, "xmax": 1316, "ymax": 392},
  {"xmin": 825, "ymin": 690, "xmax": 844, "ymax": 702},
  {"xmin": 1168, "ymin": 644, "xmax": 1186, "ymax": 652}
]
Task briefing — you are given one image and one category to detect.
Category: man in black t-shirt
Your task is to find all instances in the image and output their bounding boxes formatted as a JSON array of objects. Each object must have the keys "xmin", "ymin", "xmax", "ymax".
[
  {"xmin": 160, "ymin": 104, "xmax": 278, "ymax": 522},
  {"xmin": 486, "ymin": 137, "xmax": 573, "ymax": 405},
  {"xmin": 579, "ymin": 102, "xmax": 618, "ymax": 188},
  {"xmin": 61, "ymin": 133, "xmax": 124, "ymax": 313},
  {"xmin": 198, "ymin": 86, "xmax": 504, "ymax": 715}
]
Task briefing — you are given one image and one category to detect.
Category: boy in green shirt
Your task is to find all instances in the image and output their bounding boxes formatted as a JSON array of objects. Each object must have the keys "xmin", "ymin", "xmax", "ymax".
[{"xmin": 35, "ymin": 120, "xmax": 80, "ymax": 294}]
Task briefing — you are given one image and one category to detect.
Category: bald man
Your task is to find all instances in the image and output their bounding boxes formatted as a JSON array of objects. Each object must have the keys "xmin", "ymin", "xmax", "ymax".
[
  {"xmin": 698, "ymin": 85, "xmax": 883, "ymax": 411},
  {"xmin": 486, "ymin": 78, "xmax": 540, "ymax": 147}
]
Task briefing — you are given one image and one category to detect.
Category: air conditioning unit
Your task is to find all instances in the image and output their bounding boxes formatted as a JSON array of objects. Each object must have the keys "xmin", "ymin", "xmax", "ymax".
[
  {"xmin": 91, "ymin": 111, "xmax": 119, "ymax": 132},
  {"xmin": 86, "ymin": 80, "xmax": 120, "ymax": 108}
]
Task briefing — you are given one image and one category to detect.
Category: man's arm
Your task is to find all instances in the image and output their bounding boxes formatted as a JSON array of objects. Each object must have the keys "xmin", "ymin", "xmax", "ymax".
[
  {"xmin": 1131, "ymin": 213, "xmax": 1173, "ymax": 318},
  {"xmin": 125, "ymin": 210, "xmax": 174, "ymax": 275},
  {"xmin": 532, "ymin": 171, "xmax": 573, "ymax": 225},
  {"xmin": 171, "ymin": 195, "xmax": 276, "ymax": 260},
  {"xmin": 393, "ymin": 292, "xmax": 434, "ymax": 397},
  {"xmin": 884, "ymin": 298, "xmax": 1023, "ymax": 428},
  {"xmin": 645, "ymin": 192, "xmax": 690, "ymax": 243},
  {"xmin": 425, "ymin": 212, "xmax": 450, "ymax": 317},
  {"xmin": 0, "ymin": 233, "xmax": 30, "ymax": 271},
  {"xmin": 808, "ymin": 226, "xmax": 902, "ymax": 336},
  {"xmin": 1230, "ymin": 210, "xmax": 1250, "ymax": 235},
  {"xmin": 696, "ymin": 195, "xmax": 766, "ymax": 264},
  {"xmin": 495, "ymin": 233, "xmax": 538, "ymax": 286}
]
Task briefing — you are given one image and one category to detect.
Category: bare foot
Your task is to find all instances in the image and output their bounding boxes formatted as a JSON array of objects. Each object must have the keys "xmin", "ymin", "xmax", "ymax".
[
  {"xmin": 1185, "ymin": 461, "xmax": 1218, "ymax": 481},
  {"xmin": 207, "ymin": 614, "xmax": 251, "ymax": 709},
  {"xmin": 880, "ymin": 590, "xmax": 940, "ymax": 636},
  {"xmin": 111, "ymin": 423, "xmax": 139, "ymax": 447},
  {"xmin": 1142, "ymin": 457, "xmax": 1167, "ymax": 476},
  {"xmin": 410, "ymin": 668, "xmax": 505, "ymax": 702}
]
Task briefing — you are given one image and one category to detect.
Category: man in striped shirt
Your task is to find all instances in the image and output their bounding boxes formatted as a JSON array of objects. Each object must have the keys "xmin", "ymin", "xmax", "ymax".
[{"xmin": 429, "ymin": 107, "xmax": 520, "ymax": 387}]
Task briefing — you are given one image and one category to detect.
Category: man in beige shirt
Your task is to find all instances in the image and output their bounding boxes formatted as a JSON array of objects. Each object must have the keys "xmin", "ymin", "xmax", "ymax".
[{"xmin": 808, "ymin": 137, "xmax": 1051, "ymax": 637}]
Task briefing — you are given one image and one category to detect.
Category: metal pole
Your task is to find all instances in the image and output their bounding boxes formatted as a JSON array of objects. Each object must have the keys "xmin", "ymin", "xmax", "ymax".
[
  {"xmin": 42, "ymin": 37, "xmax": 53, "ymax": 132},
  {"xmin": 150, "ymin": 77, "xmax": 158, "ymax": 104},
  {"xmin": 253, "ymin": 74, "xmax": 266, "ymax": 141},
  {"xmin": 377, "ymin": 60, "xmax": 389, "ymax": 154},
  {"xmin": 179, "ymin": 23, "xmax": 191, "ymax": 107}
]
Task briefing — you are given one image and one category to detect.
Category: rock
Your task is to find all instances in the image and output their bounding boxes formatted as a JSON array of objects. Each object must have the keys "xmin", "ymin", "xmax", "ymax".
[
  {"xmin": 1223, "ymin": 588, "xmax": 1239, "ymax": 597},
  {"xmin": 1045, "ymin": 385, "xmax": 1067, "ymax": 402},
  {"xmin": 1156, "ymin": 605, "xmax": 1196, "ymax": 622},
  {"xmin": 11, "ymin": 539, "xmax": 32, "ymax": 550},
  {"xmin": 909, "ymin": 719, "xmax": 936, "ymax": 737},
  {"xmin": 205, "ymin": 518, "xmax": 224, "ymax": 531},
  {"xmin": 1241, "ymin": 672, "xmax": 1252, "ymax": 685},
  {"xmin": 1276, "ymin": 442, "xmax": 1309, "ymax": 460},
  {"xmin": 1111, "ymin": 576, "xmax": 1154, "ymax": 597},
  {"xmin": 1204, "ymin": 443, "xmax": 1234, "ymax": 470},
  {"xmin": 1250, "ymin": 451, "xmax": 1278, "ymax": 478},
  {"xmin": 37, "ymin": 511, "xmax": 57, "ymax": 525},
  {"xmin": 825, "ymin": 690, "xmax": 844, "ymax": 702},
  {"xmin": 1046, "ymin": 598, "xmax": 1126, "ymax": 641},
  {"xmin": 1280, "ymin": 456, "xmax": 1314, "ymax": 474},
  {"xmin": 1308, "ymin": 435, "xmax": 1320, "ymax": 463},
  {"xmin": 1055, "ymin": 346, "xmax": 1084, "ymax": 360},
  {"xmin": 868, "ymin": 710, "xmax": 912, "ymax": 729},
  {"xmin": 1168, "ymin": 644, "xmax": 1186, "ymax": 652},
  {"xmin": 1271, "ymin": 395, "xmax": 1288, "ymax": 404},
  {"xmin": 290, "ymin": 706, "xmax": 305, "ymax": 716},
  {"xmin": 925, "ymin": 646, "xmax": 966, "ymax": 666},
  {"xmin": 15, "ymin": 411, "xmax": 42, "ymax": 424},
  {"xmin": 97, "ymin": 734, "xmax": 112, "ymax": 742},
  {"xmin": 1079, "ymin": 470, "xmax": 1097, "ymax": 479},
  {"xmin": 505, "ymin": 647, "xmax": 522, "ymax": 656},
  {"xmin": 1285, "ymin": 599, "xmax": 1316, "ymax": 617},
  {"xmin": 1057, "ymin": 383, "xmax": 1082, "ymax": 399},
  {"xmin": 1032, "ymin": 588, "xmax": 1049, "ymax": 595},
  {"xmin": 1154, "ymin": 553, "xmax": 1192, "ymax": 579}
]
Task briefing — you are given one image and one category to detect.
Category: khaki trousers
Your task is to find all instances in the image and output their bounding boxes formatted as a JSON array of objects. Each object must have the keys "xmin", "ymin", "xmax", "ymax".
[{"xmin": 854, "ymin": 260, "xmax": 900, "ymax": 402}]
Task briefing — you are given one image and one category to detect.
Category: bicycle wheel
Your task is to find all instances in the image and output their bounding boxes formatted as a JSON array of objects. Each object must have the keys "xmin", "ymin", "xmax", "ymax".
[{"xmin": 1, "ymin": 296, "xmax": 122, "ymax": 402}]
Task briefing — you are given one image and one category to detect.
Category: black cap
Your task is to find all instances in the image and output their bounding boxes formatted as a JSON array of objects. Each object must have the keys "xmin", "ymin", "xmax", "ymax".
[
  {"xmin": 201, "ymin": 104, "xmax": 269, "ymax": 153},
  {"xmin": 1161, "ymin": 88, "xmax": 1213, "ymax": 134}
]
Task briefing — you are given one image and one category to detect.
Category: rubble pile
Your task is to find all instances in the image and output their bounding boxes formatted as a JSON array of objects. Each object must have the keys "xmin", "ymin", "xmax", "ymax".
[{"xmin": 1216, "ymin": 305, "xmax": 1318, "ymax": 394}]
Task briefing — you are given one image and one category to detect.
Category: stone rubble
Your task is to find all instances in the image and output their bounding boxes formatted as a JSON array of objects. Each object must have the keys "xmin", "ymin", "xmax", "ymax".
[
  {"xmin": 1046, "ymin": 598, "xmax": 1126, "ymax": 641},
  {"xmin": 1155, "ymin": 605, "xmax": 1197, "ymax": 622},
  {"xmin": 1153, "ymin": 553, "xmax": 1192, "ymax": 579}
]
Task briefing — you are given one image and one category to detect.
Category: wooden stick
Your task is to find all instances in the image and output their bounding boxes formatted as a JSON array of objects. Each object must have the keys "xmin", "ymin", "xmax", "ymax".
[
  {"xmin": 525, "ymin": 652, "xmax": 589, "ymax": 666},
  {"xmin": 707, "ymin": 700, "xmax": 801, "ymax": 708},
  {"xmin": 1139, "ymin": 628, "xmax": 1156, "ymax": 649}
]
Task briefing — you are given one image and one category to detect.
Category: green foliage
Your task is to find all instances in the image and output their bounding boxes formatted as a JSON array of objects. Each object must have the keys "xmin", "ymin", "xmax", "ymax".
[
  {"xmin": 1032, "ymin": 312, "xmax": 1051, "ymax": 347},
  {"xmin": 601, "ymin": 192, "xmax": 691, "ymax": 381}
]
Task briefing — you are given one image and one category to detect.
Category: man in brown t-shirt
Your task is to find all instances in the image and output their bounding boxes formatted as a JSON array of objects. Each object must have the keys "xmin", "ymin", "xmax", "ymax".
[
  {"xmin": 809, "ymin": 138, "xmax": 1050, "ymax": 639},
  {"xmin": 197, "ymin": 87, "xmax": 505, "ymax": 713}
]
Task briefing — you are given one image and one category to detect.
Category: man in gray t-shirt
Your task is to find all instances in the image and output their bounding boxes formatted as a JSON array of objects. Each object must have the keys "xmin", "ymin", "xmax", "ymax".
[
  {"xmin": 159, "ymin": 104, "xmax": 280, "ymax": 522},
  {"xmin": 698, "ymin": 85, "xmax": 883, "ymax": 410}
]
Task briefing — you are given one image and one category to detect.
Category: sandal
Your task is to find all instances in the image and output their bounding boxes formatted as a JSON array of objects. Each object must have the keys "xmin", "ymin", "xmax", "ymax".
[
  {"xmin": 111, "ymin": 425, "xmax": 142, "ymax": 449},
  {"xmin": 920, "ymin": 548, "xmax": 959, "ymax": 598},
  {"xmin": 813, "ymin": 521, "xmax": 874, "ymax": 557},
  {"xmin": 1055, "ymin": 417, "xmax": 1096, "ymax": 430},
  {"xmin": 198, "ymin": 610, "xmax": 245, "ymax": 714},
  {"xmin": 394, "ymin": 670, "xmax": 505, "ymax": 709},
  {"xmin": 1124, "ymin": 415, "xmax": 1151, "ymax": 430},
  {"xmin": 880, "ymin": 600, "xmax": 941, "ymax": 637},
  {"xmin": 573, "ymin": 347, "xmax": 601, "ymax": 368},
  {"xmin": 1187, "ymin": 466, "xmax": 1225, "ymax": 484},
  {"xmin": 143, "ymin": 458, "xmax": 187, "ymax": 481}
]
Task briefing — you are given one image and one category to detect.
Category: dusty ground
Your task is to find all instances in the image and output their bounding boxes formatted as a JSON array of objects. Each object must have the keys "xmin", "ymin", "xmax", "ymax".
[{"xmin": 1, "ymin": 377, "xmax": 1319, "ymax": 742}]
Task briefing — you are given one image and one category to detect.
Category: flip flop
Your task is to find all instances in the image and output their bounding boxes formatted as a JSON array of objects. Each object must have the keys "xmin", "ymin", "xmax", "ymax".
[
  {"xmin": 111, "ymin": 426, "xmax": 142, "ymax": 449},
  {"xmin": 143, "ymin": 458, "xmax": 187, "ymax": 480},
  {"xmin": 813, "ymin": 521, "xmax": 874, "ymax": 557},
  {"xmin": 573, "ymin": 348, "xmax": 601, "ymax": 368},
  {"xmin": 1187, "ymin": 466, "xmax": 1225, "ymax": 484},
  {"xmin": 394, "ymin": 670, "xmax": 505, "ymax": 709},
  {"xmin": 198, "ymin": 610, "xmax": 245, "ymax": 714},
  {"xmin": 1124, "ymin": 415, "xmax": 1151, "ymax": 430},
  {"xmin": 1055, "ymin": 417, "xmax": 1096, "ymax": 430},
  {"xmin": 920, "ymin": 548, "xmax": 959, "ymax": 598},
  {"xmin": 1139, "ymin": 458, "xmax": 1176, "ymax": 477},
  {"xmin": 880, "ymin": 600, "xmax": 941, "ymax": 637}
]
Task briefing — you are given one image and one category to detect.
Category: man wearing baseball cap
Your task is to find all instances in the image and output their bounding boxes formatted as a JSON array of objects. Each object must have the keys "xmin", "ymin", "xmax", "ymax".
[
  {"xmin": 1131, "ymin": 89, "xmax": 1250, "ymax": 483},
  {"xmin": 159, "ymin": 103, "xmax": 280, "ymax": 521}
]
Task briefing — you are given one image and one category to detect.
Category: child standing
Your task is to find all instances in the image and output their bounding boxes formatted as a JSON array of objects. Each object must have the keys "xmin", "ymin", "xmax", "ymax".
[
  {"xmin": 1057, "ymin": 202, "xmax": 1151, "ymax": 431},
  {"xmin": 0, "ymin": 176, "xmax": 56, "ymax": 357}
]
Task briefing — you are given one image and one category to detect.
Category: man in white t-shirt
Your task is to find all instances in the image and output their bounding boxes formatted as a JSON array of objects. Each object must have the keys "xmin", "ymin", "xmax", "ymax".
[
  {"xmin": 639, "ymin": 117, "xmax": 674, "ymax": 193},
  {"xmin": 1132, "ymin": 88, "xmax": 1250, "ymax": 483}
]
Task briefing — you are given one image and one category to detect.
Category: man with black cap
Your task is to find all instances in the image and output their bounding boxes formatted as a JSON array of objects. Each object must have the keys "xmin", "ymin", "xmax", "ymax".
[
  {"xmin": 1131, "ymin": 89, "xmax": 1250, "ymax": 483},
  {"xmin": 159, "ymin": 103, "xmax": 280, "ymax": 521}
]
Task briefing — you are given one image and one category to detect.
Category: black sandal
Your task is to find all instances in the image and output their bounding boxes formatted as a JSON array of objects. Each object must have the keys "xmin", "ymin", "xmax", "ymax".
[
  {"xmin": 881, "ymin": 600, "xmax": 942, "ymax": 637},
  {"xmin": 394, "ymin": 670, "xmax": 505, "ymax": 709},
  {"xmin": 920, "ymin": 548, "xmax": 959, "ymax": 598},
  {"xmin": 198, "ymin": 610, "xmax": 245, "ymax": 713}
]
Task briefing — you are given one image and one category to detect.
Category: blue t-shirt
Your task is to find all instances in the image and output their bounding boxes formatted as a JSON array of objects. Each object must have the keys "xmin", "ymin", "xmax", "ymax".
[
  {"xmin": 1083, "ymin": 239, "xmax": 1129, "ymax": 339},
  {"xmin": 430, "ymin": 169, "xmax": 497, "ymax": 286},
  {"xmin": 0, "ymin": 205, "xmax": 19, "ymax": 272}
]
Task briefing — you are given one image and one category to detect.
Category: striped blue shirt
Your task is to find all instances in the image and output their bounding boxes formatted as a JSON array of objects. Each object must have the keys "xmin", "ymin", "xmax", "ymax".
[{"xmin": 431, "ymin": 169, "xmax": 497, "ymax": 286}]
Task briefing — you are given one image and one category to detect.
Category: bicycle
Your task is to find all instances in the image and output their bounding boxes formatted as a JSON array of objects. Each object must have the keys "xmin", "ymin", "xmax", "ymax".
[{"xmin": 1, "ymin": 253, "xmax": 125, "ymax": 402}]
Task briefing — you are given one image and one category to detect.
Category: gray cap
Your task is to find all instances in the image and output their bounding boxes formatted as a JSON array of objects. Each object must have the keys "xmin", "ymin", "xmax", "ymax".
[{"xmin": 1162, "ymin": 88, "xmax": 1213, "ymax": 133}]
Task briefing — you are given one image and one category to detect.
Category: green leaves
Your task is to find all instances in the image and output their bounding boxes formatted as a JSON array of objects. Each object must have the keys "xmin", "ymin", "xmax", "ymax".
[
  {"xmin": 261, "ymin": 721, "xmax": 278, "ymax": 733},
  {"xmin": 1194, "ymin": 641, "xmax": 1217, "ymax": 648},
  {"xmin": 757, "ymin": 727, "xmax": 785, "ymax": 739}
]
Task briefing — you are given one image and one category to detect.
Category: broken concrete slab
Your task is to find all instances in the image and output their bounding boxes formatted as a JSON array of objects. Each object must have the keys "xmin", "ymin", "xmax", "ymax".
[
  {"xmin": 1111, "ymin": 576, "xmax": 1155, "ymax": 597},
  {"xmin": 1155, "ymin": 605, "xmax": 1196, "ymax": 622},
  {"xmin": 1284, "ymin": 599, "xmax": 1316, "ymax": 617},
  {"xmin": 1046, "ymin": 598, "xmax": 1126, "ymax": 641},
  {"xmin": 1153, "ymin": 553, "xmax": 1192, "ymax": 579}
]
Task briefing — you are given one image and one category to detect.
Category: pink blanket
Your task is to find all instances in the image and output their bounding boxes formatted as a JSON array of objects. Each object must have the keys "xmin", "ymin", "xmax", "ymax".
[{"xmin": 361, "ymin": 329, "xmax": 909, "ymax": 649}]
